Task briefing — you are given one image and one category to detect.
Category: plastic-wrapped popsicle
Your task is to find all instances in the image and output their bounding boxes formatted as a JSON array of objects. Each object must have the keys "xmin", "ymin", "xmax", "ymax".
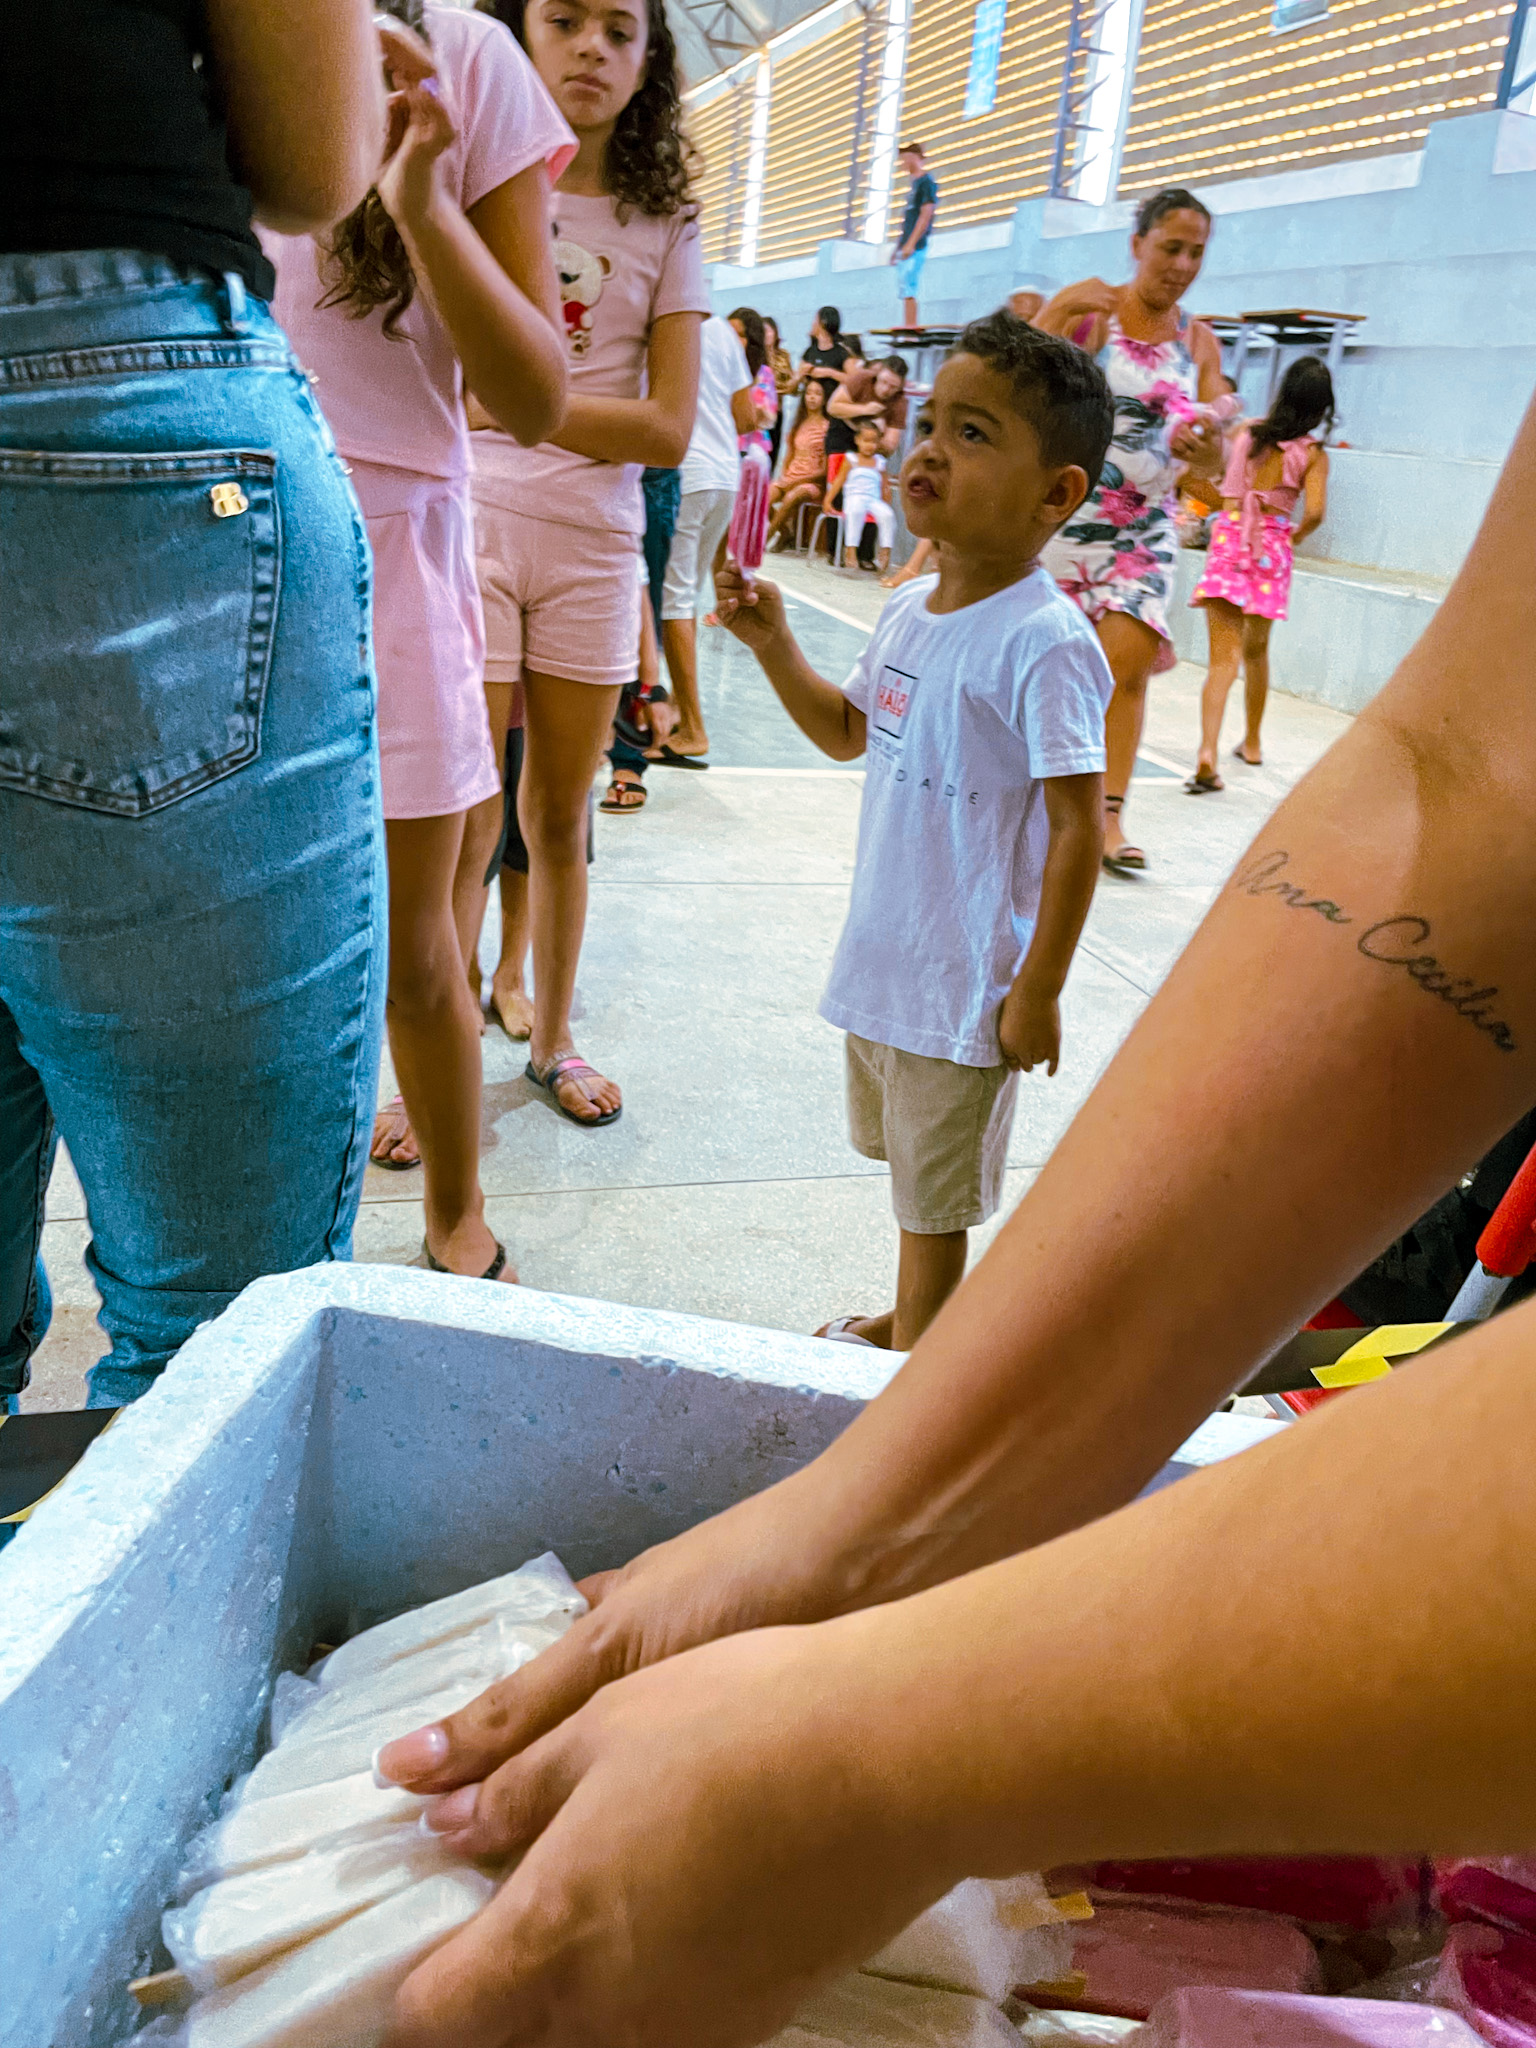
[
  {"xmin": 727, "ymin": 443, "xmax": 772, "ymax": 584},
  {"xmin": 277, "ymin": 1615, "xmax": 549, "ymax": 1749},
  {"xmin": 181, "ymin": 1773, "xmax": 426, "ymax": 1891},
  {"xmin": 313, "ymin": 1552, "xmax": 584, "ymax": 1694},
  {"xmin": 178, "ymin": 1868, "xmax": 494, "ymax": 2047},
  {"xmin": 163, "ymin": 1835, "xmax": 469, "ymax": 1994},
  {"xmin": 244, "ymin": 1679, "xmax": 492, "ymax": 1803},
  {"xmin": 864, "ymin": 1875, "xmax": 1084, "ymax": 2003}
]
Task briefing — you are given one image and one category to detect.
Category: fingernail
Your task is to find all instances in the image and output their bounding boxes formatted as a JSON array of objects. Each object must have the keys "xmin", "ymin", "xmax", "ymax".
[
  {"xmin": 421, "ymin": 1785, "xmax": 479, "ymax": 1835},
  {"xmin": 375, "ymin": 1725, "xmax": 450, "ymax": 1785}
]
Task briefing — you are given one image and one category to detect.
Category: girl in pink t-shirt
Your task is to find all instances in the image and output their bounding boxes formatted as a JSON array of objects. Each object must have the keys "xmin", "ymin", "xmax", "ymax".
[
  {"xmin": 1187, "ymin": 358, "xmax": 1333, "ymax": 789},
  {"xmin": 460, "ymin": 0, "xmax": 709, "ymax": 1131},
  {"xmin": 266, "ymin": 2, "xmax": 573, "ymax": 1282}
]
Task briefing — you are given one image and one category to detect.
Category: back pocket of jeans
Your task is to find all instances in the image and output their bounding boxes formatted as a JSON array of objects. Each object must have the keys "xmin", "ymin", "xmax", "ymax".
[{"xmin": 0, "ymin": 448, "xmax": 280, "ymax": 816}]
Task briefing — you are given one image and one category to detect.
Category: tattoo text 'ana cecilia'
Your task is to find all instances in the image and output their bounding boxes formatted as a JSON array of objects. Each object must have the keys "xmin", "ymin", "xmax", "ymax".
[{"xmin": 1234, "ymin": 850, "xmax": 1518, "ymax": 1054}]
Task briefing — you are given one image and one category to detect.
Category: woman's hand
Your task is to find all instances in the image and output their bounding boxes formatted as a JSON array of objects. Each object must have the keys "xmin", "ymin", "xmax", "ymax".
[
  {"xmin": 380, "ymin": 1624, "xmax": 947, "ymax": 2048},
  {"xmin": 375, "ymin": 1489, "xmax": 838, "ymax": 1811}
]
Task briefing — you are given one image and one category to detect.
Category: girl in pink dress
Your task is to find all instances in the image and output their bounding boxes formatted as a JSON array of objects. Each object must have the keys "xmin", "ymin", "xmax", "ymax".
[
  {"xmin": 266, "ymin": 2, "xmax": 573, "ymax": 1280},
  {"xmin": 1187, "ymin": 358, "xmax": 1334, "ymax": 790}
]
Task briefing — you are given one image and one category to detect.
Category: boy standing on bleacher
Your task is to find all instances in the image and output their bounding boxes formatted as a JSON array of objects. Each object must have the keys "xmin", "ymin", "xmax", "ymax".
[{"xmin": 716, "ymin": 313, "xmax": 1115, "ymax": 1350}]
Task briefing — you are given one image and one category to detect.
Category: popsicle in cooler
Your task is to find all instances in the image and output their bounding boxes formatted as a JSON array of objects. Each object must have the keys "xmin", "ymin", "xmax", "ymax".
[
  {"xmin": 865, "ymin": 1876, "xmax": 1085, "ymax": 2002},
  {"xmin": 313, "ymin": 1553, "xmax": 584, "ymax": 1694},
  {"xmin": 181, "ymin": 1772, "xmax": 426, "ymax": 1891}
]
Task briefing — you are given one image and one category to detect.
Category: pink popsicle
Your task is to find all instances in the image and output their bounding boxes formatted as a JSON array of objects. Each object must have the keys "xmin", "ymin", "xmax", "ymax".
[{"xmin": 729, "ymin": 444, "xmax": 772, "ymax": 580}]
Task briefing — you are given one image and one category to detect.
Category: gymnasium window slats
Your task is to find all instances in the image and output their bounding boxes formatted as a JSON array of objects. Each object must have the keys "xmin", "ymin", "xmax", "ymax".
[
  {"xmin": 687, "ymin": 82, "xmax": 755, "ymax": 263},
  {"xmin": 887, "ymin": 0, "xmax": 1077, "ymax": 235},
  {"xmin": 1118, "ymin": 0, "xmax": 1515, "ymax": 191},
  {"xmin": 754, "ymin": 18, "xmax": 874, "ymax": 263}
]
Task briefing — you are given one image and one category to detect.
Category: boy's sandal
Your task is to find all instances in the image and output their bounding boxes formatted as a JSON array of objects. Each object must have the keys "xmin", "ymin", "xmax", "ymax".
[
  {"xmin": 649, "ymin": 744, "xmax": 709, "ymax": 770},
  {"xmin": 1183, "ymin": 767, "xmax": 1223, "ymax": 795},
  {"xmin": 599, "ymin": 775, "xmax": 648, "ymax": 813},
  {"xmin": 369, "ymin": 1095, "xmax": 420, "ymax": 1171},
  {"xmin": 815, "ymin": 1314, "xmax": 879, "ymax": 1346},
  {"xmin": 421, "ymin": 1237, "xmax": 509, "ymax": 1283},
  {"xmin": 525, "ymin": 1055, "xmax": 623, "ymax": 1128}
]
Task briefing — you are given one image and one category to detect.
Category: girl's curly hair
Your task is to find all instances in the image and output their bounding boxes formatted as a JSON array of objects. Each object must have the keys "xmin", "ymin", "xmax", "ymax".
[
  {"xmin": 318, "ymin": 0, "xmax": 427, "ymax": 337},
  {"xmin": 481, "ymin": 0, "xmax": 697, "ymax": 219}
]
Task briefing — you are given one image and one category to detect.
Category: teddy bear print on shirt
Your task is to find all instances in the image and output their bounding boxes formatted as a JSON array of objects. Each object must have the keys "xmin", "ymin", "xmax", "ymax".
[{"xmin": 555, "ymin": 237, "xmax": 611, "ymax": 356}]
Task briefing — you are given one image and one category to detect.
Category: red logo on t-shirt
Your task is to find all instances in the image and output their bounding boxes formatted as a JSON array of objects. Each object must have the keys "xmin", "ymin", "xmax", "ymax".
[{"xmin": 872, "ymin": 664, "xmax": 916, "ymax": 745}]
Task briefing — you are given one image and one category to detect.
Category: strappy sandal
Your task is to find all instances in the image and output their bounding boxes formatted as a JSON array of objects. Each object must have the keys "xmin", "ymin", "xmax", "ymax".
[
  {"xmin": 525, "ymin": 1054, "xmax": 623, "ymax": 1128},
  {"xmin": 369, "ymin": 1094, "xmax": 420, "ymax": 1170},
  {"xmin": 422, "ymin": 1238, "xmax": 509, "ymax": 1283},
  {"xmin": 1101, "ymin": 794, "xmax": 1147, "ymax": 872},
  {"xmin": 599, "ymin": 774, "xmax": 648, "ymax": 813}
]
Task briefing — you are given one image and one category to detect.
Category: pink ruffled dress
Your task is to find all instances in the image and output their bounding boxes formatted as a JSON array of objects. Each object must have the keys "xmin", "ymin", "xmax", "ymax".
[{"xmin": 1191, "ymin": 427, "xmax": 1315, "ymax": 622}]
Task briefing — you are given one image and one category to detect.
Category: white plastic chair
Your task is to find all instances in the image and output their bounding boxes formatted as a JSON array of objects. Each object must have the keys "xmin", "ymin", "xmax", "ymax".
[{"xmin": 807, "ymin": 508, "xmax": 845, "ymax": 565}]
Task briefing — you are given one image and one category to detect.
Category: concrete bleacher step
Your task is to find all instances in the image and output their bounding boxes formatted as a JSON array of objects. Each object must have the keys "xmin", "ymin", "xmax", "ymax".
[{"xmin": 1169, "ymin": 549, "xmax": 1448, "ymax": 715}]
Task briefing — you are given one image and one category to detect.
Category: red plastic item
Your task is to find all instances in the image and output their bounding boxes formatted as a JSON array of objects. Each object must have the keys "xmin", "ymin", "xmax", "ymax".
[
  {"xmin": 1075, "ymin": 1861, "xmax": 1425, "ymax": 1931},
  {"xmin": 1474, "ymin": 1143, "xmax": 1536, "ymax": 1279},
  {"xmin": 1430, "ymin": 1924, "xmax": 1536, "ymax": 2048},
  {"xmin": 727, "ymin": 443, "xmax": 771, "ymax": 578},
  {"xmin": 1438, "ymin": 1862, "xmax": 1536, "ymax": 1940}
]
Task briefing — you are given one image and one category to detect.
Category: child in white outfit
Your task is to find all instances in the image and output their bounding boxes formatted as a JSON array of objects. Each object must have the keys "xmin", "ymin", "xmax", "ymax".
[
  {"xmin": 717, "ymin": 312, "xmax": 1116, "ymax": 1350},
  {"xmin": 840, "ymin": 418, "xmax": 895, "ymax": 570}
]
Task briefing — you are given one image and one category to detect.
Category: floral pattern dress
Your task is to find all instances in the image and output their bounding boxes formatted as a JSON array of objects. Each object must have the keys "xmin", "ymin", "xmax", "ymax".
[{"xmin": 1042, "ymin": 312, "xmax": 1200, "ymax": 646}]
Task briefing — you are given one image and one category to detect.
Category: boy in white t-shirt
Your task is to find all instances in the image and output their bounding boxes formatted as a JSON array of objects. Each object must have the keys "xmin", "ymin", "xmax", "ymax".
[{"xmin": 716, "ymin": 312, "xmax": 1115, "ymax": 1349}]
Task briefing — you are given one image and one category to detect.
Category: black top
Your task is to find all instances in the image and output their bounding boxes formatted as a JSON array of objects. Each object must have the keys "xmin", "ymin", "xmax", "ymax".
[
  {"xmin": 4, "ymin": 1, "xmax": 275, "ymax": 299},
  {"xmin": 900, "ymin": 171, "xmax": 938, "ymax": 251},
  {"xmin": 801, "ymin": 338, "xmax": 852, "ymax": 404}
]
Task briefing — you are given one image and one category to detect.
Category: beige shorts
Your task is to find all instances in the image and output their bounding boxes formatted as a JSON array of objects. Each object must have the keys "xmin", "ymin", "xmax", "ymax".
[
  {"xmin": 846, "ymin": 1032, "xmax": 1018, "ymax": 1234},
  {"xmin": 474, "ymin": 497, "xmax": 641, "ymax": 687}
]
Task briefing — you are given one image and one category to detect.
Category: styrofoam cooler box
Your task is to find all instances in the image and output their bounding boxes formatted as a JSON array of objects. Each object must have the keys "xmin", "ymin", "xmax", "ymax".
[{"xmin": 0, "ymin": 1265, "xmax": 894, "ymax": 2048}]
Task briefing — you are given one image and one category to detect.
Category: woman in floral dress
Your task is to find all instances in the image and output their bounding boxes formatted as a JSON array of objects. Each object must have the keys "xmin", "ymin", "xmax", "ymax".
[{"xmin": 1038, "ymin": 189, "xmax": 1226, "ymax": 871}]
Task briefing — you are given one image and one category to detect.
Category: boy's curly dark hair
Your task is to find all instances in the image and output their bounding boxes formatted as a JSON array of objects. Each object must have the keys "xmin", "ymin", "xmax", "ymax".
[
  {"xmin": 317, "ymin": 0, "xmax": 427, "ymax": 338},
  {"xmin": 955, "ymin": 310, "xmax": 1115, "ymax": 485},
  {"xmin": 482, "ymin": 0, "xmax": 697, "ymax": 219}
]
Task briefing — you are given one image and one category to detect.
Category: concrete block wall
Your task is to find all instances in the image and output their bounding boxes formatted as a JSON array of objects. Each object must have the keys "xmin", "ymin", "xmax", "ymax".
[{"xmin": 712, "ymin": 109, "xmax": 1532, "ymax": 710}]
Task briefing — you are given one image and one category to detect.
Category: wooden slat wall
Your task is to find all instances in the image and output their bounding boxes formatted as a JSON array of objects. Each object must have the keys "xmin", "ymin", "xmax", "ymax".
[
  {"xmin": 754, "ymin": 18, "xmax": 873, "ymax": 262},
  {"xmin": 1119, "ymin": 0, "xmax": 1515, "ymax": 191},
  {"xmin": 886, "ymin": 0, "xmax": 1077, "ymax": 233},
  {"xmin": 687, "ymin": 80, "xmax": 755, "ymax": 263}
]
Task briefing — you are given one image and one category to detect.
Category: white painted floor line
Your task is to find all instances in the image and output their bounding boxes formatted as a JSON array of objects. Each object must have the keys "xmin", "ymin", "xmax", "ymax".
[
  {"xmin": 776, "ymin": 584, "xmax": 878, "ymax": 632},
  {"xmin": 1135, "ymin": 742, "xmax": 1195, "ymax": 776}
]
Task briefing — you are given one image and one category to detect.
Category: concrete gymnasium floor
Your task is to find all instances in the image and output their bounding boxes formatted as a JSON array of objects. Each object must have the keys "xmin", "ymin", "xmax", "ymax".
[{"xmin": 24, "ymin": 555, "xmax": 1353, "ymax": 1409}]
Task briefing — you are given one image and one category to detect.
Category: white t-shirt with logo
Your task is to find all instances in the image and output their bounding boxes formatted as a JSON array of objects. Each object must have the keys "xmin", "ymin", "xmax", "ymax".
[
  {"xmin": 680, "ymin": 314, "xmax": 753, "ymax": 497},
  {"xmin": 471, "ymin": 191, "xmax": 709, "ymax": 534},
  {"xmin": 820, "ymin": 568, "xmax": 1114, "ymax": 1067}
]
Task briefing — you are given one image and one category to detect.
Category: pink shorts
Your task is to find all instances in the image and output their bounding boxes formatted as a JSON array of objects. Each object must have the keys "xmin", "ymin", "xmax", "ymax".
[
  {"xmin": 351, "ymin": 461, "xmax": 499, "ymax": 821},
  {"xmin": 473, "ymin": 495, "xmax": 641, "ymax": 688}
]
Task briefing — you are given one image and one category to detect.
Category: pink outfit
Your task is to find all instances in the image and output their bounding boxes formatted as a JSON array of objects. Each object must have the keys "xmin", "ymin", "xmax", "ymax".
[
  {"xmin": 476, "ymin": 500, "xmax": 640, "ymax": 689},
  {"xmin": 472, "ymin": 194, "xmax": 708, "ymax": 535},
  {"xmin": 264, "ymin": 4, "xmax": 576, "ymax": 818},
  {"xmin": 472, "ymin": 191, "xmax": 708, "ymax": 690},
  {"xmin": 1191, "ymin": 426, "xmax": 1315, "ymax": 622}
]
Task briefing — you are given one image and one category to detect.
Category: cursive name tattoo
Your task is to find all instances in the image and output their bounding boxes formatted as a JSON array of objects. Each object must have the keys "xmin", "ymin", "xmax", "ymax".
[{"xmin": 1233, "ymin": 850, "xmax": 1519, "ymax": 1053}]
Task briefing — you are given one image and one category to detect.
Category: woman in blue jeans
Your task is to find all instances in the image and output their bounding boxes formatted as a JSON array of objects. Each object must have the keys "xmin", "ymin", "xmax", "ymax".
[{"xmin": 1, "ymin": 0, "xmax": 386, "ymax": 1409}]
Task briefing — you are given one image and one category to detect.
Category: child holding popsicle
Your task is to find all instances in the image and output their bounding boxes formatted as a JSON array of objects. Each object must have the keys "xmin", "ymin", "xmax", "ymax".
[{"xmin": 715, "ymin": 313, "xmax": 1115, "ymax": 1349}]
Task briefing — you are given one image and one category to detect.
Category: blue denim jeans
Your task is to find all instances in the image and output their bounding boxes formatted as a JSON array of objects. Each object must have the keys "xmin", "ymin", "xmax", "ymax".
[{"xmin": 0, "ymin": 251, "xmax": 387, "ymax": 1410}]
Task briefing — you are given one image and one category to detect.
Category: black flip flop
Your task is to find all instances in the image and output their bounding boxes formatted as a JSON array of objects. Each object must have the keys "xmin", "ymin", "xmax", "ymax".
[
  {"xmin": 370, "ymin": 1095, "xmax": 420, "ymax": 1171},
  {"xmin": 650, "ymin": 745, "xmax": 709, "ymax": 770},
  {"xmin": 422, "ymin": 1238, "xmax": 509, "ymax": 1282},
  {"xmin": 525, "ymin": 1055, "xmax": 622, "ymax": 1128},
  {"xmin": 599, "ymin": 776, "xmax": 648, "ymax": 813},
  {"xmin": 1183, "ymin": 770, "xmax": 1223, "ymax": 795}
]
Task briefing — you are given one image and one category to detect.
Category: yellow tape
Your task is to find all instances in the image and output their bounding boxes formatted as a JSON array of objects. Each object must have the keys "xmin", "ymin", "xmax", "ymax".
[
  {"xmin": 1312, "ymin": 1323, "xmax": 1452, "ymax": 1388},
  {"xmin": 1313, "ymin": 1353, "xmax": 1395, "ymax": 1388},
  {"xmin": 1334, "ymin": 1322, "xmax": 1451, "ymax": 1363}
]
